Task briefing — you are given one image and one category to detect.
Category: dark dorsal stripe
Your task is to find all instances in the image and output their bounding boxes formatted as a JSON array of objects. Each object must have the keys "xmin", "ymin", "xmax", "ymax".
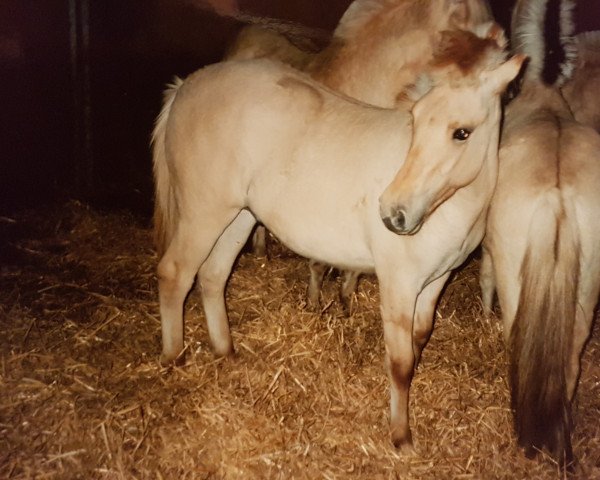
[{"xmin": 542, "ymin": 0, "xmax": 567, "ymax": 85}]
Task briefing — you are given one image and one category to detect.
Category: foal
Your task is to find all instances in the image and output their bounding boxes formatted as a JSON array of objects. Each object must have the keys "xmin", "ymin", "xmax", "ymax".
[
  {"xmin": 226, "ymin": 0, "xmax": 495, "ymax": 307},
  {"xmin": 154, "ymin": 30, "xmax": 522, "ymax": 451}
]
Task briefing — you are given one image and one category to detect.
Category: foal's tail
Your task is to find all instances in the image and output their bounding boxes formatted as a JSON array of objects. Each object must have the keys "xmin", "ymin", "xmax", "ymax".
[
  {"xmin": 509, "ymin": 190, "xmax": 580, "ymax": 465},
  {"xmin": 151, "ymin": 77, "xmax": 184, "ymax": 257}
]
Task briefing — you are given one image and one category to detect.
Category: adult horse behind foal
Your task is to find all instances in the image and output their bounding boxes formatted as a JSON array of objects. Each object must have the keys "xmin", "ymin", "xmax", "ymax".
[
  {"xmin": 225, "ymin": 0, "xmax": 494, "ymax": 305},
  {"xmin": 153, "ymin": 30, "xmax": 523, "ymax": 452},
  {"xmin": 479, "ymin": 0, "xmax": 600, "ymax": 467}
]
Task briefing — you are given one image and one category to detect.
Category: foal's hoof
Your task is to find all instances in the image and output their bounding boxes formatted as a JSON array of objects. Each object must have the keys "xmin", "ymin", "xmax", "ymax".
[
  {"xmin": 305, "ymin": 298, "xmax": 320, "ymax": 312},
  {"xmin": 159, "ymin": 350, "xmax": 186, "ymax": 367},
  {"xmin": 391, "ymin": 430, "xmax": 416, "ymax": 456},
  {"xmin": 211, "ymin": 340, "xmax": 235, "ymax": 358},
  {"xmin": 213, "ymin": 346, "xmax": 235, "ymax": 358}
]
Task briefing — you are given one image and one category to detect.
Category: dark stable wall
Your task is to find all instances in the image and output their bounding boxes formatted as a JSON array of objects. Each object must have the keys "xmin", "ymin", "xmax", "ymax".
[{"xmin": 0, "ymin": 0, "xmax": 597, "ymax": 215}]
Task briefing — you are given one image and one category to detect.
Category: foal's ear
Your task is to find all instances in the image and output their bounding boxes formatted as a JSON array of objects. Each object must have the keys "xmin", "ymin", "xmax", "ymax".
[
  {"xmin": 447, "ymin": 0, "xmax": 470, "ymax": 28},
  {"xmin": 447, "ymin": 0, "xmax": 493, "ymax": 29},
  {"xmin": 484, "ymin": 22, "xmax": 507, "ymax": 49},
  {"xmin": 488, "ymin": 54, "xmax": 528, "ymax": 94}
]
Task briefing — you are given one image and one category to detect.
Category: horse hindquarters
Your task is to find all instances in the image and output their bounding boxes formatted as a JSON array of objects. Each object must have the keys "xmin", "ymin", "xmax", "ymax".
[
  {"xmin": 509, "ymin": 192, "xmax": 580, "ymax": 465},
  {"xmin": 152, "ymin": 73, "xmax": 252, "ymax": 364}
]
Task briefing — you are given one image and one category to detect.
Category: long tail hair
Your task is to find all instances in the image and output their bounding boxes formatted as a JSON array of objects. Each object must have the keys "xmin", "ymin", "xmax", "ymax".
[
  {"xmin": 151, "ymin": 77, "xmax": 184, "ymax": 257},
  {"xmin": 509, "ymin": 192, "xmax": 580, "ymax": 465}
]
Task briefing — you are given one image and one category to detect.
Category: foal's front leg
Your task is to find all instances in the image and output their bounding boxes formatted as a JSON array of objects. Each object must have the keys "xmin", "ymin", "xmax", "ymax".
[
  {"xmin": 378, "ymin": 278, "xmax": 419, "ymax": 453},
  {"xmin": 413, "ymin": 273, "xmax": 450, "ymax": 367}
]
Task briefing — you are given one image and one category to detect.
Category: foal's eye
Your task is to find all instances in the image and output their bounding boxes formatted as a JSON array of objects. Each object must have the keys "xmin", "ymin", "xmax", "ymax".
[{"xmin": 452, "ymin": 128, "xmax": 472, "ymax": 141}]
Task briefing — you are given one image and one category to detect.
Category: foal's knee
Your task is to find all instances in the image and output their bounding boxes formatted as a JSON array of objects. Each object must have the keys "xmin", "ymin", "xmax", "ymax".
[{"xmin": 157, "ymin": 256, "xmax": 177, "ymax": 281}]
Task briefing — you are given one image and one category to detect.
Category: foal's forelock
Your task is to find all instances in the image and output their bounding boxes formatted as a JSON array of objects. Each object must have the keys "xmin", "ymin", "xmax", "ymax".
[{"xmin": 432, "ymin": 29, "xmax": 506, "ymax": 78}]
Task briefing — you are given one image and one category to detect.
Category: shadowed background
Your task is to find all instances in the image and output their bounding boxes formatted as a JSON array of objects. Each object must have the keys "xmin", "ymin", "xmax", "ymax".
[{"xmin": 1, "ymin": 0, "xmax": 598, "ymax": 214}]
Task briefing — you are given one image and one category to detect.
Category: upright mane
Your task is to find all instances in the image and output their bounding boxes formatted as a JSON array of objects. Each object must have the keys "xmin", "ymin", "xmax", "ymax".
[{"xmin": 511, "ymin": 0, "xmax": 576, "ymax": 86}]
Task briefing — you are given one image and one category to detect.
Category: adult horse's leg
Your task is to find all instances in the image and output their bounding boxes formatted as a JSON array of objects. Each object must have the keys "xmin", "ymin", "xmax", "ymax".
[
  {"xmin": 158, "ymin": 208, "xmax": 241, "ymax": 365},
  {"xmin": 479, "ymin": 246, "xmax": 495, "ymax": 316},
  {"xmin": 308, "ymin": 263, "xmax": 360, "ymax": 312},
  {"xmin": 199, "ymin": 209, "xmax": 257, "ymax": 356},
  {"xmin": 413, "ymin": 273, "xmax": 450, "ymax": 367},
  {"xmin": 378, "ymin": 273, "xmax": 418, "ymax": 453},
  {"xmin": 251, "ymin": 224, "xmax": 267, "ymax": 257},
  {"xmin": 307, "ymin": 259, "xmax": 327, "ymax": 309},
  {"xmin": 340, "ymin": 270, "xmax": 361, "ymax": 313}
]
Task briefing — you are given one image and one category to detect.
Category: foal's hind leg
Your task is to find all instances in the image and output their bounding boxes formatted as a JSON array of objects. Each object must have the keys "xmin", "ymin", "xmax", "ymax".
[
  {"xmin": 158, "ymin": 211, "xmax": 240, "ymax": 365},
  {"xmin": 199, "ymin": 209, "xmax": 256, "ymax": 356}
]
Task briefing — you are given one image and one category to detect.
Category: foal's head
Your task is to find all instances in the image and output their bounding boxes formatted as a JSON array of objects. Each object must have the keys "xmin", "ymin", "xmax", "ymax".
[{"xmin": 379, "ymin": 28, "xmax": 525, "ymax": 235}]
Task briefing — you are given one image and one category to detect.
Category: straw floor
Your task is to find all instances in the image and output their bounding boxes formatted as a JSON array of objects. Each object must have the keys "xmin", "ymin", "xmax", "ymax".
[{"xmin": 1, "ymin": 201, "xmax": 598, "ymax": 479}]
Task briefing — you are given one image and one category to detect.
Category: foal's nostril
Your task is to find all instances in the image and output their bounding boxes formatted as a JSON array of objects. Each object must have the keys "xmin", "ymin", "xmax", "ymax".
[
  {"xmin": 394, "ymin": 209, "xmax": 406, "ymax": 230},
  {"xmin": 382, "ymin": 207, "xmax": 407, "ymax": 234},
  {"xmin": 382, "ymin": 216, "xmax": 396, "ymax": 232}
]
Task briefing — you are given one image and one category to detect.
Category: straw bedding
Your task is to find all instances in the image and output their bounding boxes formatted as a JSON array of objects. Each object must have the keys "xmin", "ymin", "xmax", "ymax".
[{"xmin": 1, "ymin": 201, "xmax": 598, "ymax": 479}]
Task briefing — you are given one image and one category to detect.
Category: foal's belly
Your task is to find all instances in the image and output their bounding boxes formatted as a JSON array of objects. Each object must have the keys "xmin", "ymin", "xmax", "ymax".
[{"xmin": 248, "ymin": 184, "xmax": 379, "ymax": 272}]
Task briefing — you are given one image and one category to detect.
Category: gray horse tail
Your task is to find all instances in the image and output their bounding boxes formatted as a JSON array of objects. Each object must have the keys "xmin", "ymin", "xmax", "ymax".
[
  {"xmin": 509, "ymin": 190, "xmax": 580, "ymax": 465},
  {"xmin": 151, "ymin": 77, "xmax": 184, "ymax": 257}
]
